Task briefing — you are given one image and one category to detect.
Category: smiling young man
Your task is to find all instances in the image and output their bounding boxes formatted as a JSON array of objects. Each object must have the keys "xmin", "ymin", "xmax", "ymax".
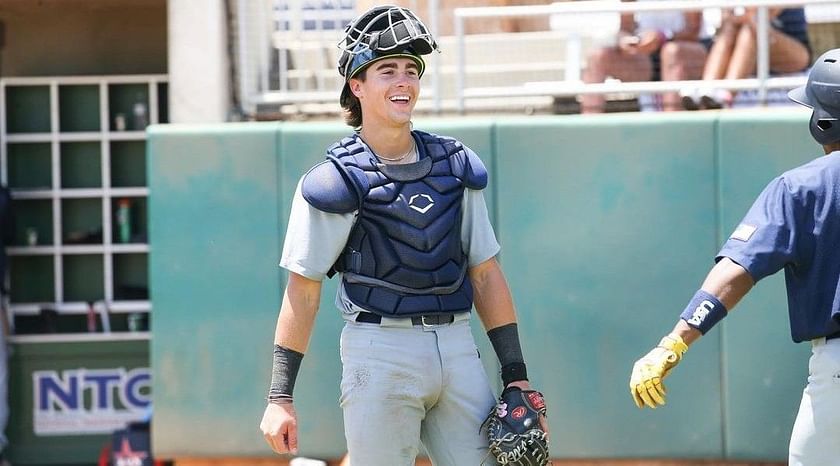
[{"xmin": 259, "ymin": 5, "xmax": 547, "ymax": 466}]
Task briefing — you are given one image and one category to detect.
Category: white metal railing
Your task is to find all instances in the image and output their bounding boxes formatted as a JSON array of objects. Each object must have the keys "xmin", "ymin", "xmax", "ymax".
[
  {"xmin": 453, "ymin": 0, "xmax": 840, "ymax": 113},
  {"xmin": 250, "ymin": 0, "xmax": 439, "ymax": 110},
  {"xmin": 245, "ymin": 0, "xmax": 840, "ymax": 115}
]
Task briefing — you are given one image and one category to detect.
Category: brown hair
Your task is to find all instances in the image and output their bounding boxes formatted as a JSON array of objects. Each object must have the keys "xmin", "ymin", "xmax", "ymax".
[{"xmin": 341, "ymin": 69, "xmax": 367, "ymax": 130}]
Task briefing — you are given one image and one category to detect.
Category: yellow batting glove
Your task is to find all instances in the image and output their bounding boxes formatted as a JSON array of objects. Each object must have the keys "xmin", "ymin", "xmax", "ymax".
[{"xmin": 629, "ymin": 334, "xmax": 688, "ymax": 409}]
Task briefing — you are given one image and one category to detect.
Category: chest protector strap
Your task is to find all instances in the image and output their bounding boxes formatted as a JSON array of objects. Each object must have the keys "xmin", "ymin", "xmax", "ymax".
[{"xmin": 342, "ymin": 261, "xmax": 468, "ymax": 295}]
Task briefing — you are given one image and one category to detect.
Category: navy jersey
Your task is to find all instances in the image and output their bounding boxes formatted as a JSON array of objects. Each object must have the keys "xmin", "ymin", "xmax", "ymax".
[{"xmin": 717, "ymin": 152, "xmax": 840, "ymax": 343}]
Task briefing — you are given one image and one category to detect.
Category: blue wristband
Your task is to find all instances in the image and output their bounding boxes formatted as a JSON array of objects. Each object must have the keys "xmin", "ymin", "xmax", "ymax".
[{"xmin": 679, "ymin": 290, "xmax": 728, "ymax": 334}]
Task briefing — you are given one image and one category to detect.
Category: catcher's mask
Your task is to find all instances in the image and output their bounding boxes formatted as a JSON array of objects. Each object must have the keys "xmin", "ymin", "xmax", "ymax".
[
  {"xmin": 338, "ymin": 5, "xmax": 439, "ymax": 107},
  {"xmin": 789, "ymin": 48, "xmax": 840, "ymax": 145}
]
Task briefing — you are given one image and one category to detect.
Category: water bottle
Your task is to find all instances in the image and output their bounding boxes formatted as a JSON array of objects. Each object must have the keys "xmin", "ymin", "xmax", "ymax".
[
  {"xmin": 132, "ymin": 94, "xmax": 148, "ymax": 130},
  {"xmin": 117, "ymin": 199, "xmax": 132, "ymax": 243},
  {"xmin": 128, "ymin": 312, "xmax": 143, "ymax": 332},
  {"xmin": 87, "ymin": 301, "xmax": 97, "ymax": 332}
]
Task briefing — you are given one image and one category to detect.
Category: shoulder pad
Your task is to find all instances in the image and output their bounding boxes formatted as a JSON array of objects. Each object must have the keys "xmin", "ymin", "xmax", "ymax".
[
  {"xmin": 451, "ymin": 146, "xmax": 488, "ymax": 190},
  {"xmin": 301, "ymin": 159, "xmax": 367, "ymax": 213},
  {"xmin": 415, "ymin": 131, "xmax": 457, "ymax": 159}
]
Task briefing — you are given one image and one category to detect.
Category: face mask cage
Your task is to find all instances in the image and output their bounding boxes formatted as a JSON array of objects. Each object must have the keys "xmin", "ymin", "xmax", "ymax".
[{"xmin": 337, "ymin": 6, "xmax": 438, "ymax": 79}]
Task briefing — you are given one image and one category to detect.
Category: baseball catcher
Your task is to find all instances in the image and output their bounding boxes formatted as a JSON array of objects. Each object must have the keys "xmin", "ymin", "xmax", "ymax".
[
  {"xmin": 484, "ymin": 387, "xmax": 549, "ymax": 465},
  {"xmin": 259, "ymin": 4, "xmax": 548, "ymax": 466}
]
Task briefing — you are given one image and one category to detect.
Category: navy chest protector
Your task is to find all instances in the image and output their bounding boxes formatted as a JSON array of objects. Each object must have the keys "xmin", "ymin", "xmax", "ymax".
[{"xmin": 302, "ymin": 131, "xmax": 488, "ymax": 317}]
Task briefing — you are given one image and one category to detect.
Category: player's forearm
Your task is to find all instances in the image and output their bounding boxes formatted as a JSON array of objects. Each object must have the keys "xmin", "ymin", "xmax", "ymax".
[
  {"xmin": 470, "ymin": 257, "xmax": 517, "ymax": 330},
  {"xmin": 471, "ymin": 258, "xmax": 531, "ymax": 386},
  {"xmin": 266, "ymin": 273, "xmax": 322, "ymax": 404},
  {"xmin": 670, "ymin": 319, "xmax": 703, "ymax": 345},
  {"xmin": 700, "ymin": 257, "xmax": 755, "ymax": 311},
  {"xmin": 672, "ymin": 257, "xmax": 756, "ymax": 346},
  {"xmin": 274, "ymin": 272, "xmax": 322, "ymax": 354}
]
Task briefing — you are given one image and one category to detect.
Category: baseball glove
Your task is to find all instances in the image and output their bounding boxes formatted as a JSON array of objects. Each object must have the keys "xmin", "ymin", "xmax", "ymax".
[{"xmin": 483, "ymin": 387, "xmax": 549, "ymax": 465}]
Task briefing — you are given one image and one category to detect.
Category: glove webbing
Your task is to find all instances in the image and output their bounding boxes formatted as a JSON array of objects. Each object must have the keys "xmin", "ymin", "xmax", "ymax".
[{"xmin": 490, "ymin": 429, "xmax": 549, "ymax": 465}]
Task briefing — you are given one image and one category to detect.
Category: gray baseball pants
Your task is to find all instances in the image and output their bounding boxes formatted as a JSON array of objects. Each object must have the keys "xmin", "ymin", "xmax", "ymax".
[{"xmin": 339, "ymin": 314, "xmax": 497, "ymax": 466}]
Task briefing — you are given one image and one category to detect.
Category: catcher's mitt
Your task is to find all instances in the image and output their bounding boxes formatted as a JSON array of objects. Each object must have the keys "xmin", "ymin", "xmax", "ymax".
[{"xmin": 483, "ymin": 387, "xmax": 549, "ymax": 465}]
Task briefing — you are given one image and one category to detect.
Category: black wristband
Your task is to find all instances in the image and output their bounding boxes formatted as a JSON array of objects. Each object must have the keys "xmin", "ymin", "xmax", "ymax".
[
  {"xmin": 267, "ymin": 344, "xmax": 304, "ymax": 403},
  {"xmin": 487, "ymin": 323, "xmax": 528, "ymax": 385},
  {"xmin": 501, "ymin": 362, "xmax": 528, "ymax": 386}
]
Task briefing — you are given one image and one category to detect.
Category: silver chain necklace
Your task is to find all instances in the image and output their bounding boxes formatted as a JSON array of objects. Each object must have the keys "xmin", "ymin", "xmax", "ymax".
[{"xmin": 376, "ymin": 139, "xmax": 416, "ymax": 162}]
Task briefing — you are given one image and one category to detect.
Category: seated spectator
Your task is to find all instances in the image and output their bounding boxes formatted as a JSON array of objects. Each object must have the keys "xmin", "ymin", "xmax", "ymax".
[
  {"xmin": 581, "ymin": 0, "xmax": 709, "ymax": 113},
  {"xmin": 681, "ymin": 7, "xmax": 811, "ymax": 110}
]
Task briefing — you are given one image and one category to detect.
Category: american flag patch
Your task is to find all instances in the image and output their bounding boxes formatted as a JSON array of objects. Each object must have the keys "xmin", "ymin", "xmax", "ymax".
[{"xmin": 730, "ymin": 223, "xmax": 757, "ymax": 242}]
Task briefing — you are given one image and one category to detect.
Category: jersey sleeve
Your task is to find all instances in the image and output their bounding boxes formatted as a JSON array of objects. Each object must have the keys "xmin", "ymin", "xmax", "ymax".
[
  {"xmin": 279, "ymin": 179, "xmax": 356, "ymax": 280},
  {"xmin": 716, "ymin": 176, "xmax": 803, "ymax": 282},
  {"xmin": 461, "ymin": 188, "xmax": 500, "ymax": 267}
]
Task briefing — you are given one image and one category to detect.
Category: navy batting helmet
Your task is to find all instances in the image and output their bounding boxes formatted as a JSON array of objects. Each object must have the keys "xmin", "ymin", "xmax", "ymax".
[
  {"xmin": 337, "ymin": 5, "xmax": 438, "ymax": 107},
  {"xmin": 789, "ymin": 48, "xmax": 840, "ymax": 145}
]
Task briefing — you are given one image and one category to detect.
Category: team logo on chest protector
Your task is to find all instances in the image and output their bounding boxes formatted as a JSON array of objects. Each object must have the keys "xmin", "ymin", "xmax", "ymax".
[{"xmin": 408, "ymin": 193, "xmax": 435, "ymax": 214}]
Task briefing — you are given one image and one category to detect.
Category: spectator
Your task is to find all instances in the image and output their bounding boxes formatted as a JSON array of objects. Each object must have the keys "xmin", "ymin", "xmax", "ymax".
[
  {"xmin": 581, "ymin": 0, "xmax": 709, "ymax": 113},
  {"xmin": 681, "ymin": 7, "xmax": 811, "ymax": 110}
]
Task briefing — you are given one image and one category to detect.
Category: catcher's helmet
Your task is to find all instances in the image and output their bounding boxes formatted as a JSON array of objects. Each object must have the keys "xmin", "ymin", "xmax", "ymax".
[
  {"xmin": 789, "ymin": 48, "xmax": 840, "ymax": 145},
  {"xmin": 337, "ymin": 5, "xmax": 438, "ymax": 107}
]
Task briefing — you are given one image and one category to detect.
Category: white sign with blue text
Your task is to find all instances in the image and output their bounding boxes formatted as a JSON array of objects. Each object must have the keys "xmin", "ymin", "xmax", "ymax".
[{"xmin": 32, "ymin": 367, "xmax": 151, "ymax": 436}]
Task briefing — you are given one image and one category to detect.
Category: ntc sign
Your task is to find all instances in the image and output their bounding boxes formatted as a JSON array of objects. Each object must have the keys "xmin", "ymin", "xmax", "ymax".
[{"xmin": 33, "ymin": 368, "xmax": 151, "ymax": 436}]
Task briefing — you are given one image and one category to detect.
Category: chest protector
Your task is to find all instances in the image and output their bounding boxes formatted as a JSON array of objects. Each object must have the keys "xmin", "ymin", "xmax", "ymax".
[{"xmin": 302, "ymin": 131, "xmax": 488, "ymax": 317}]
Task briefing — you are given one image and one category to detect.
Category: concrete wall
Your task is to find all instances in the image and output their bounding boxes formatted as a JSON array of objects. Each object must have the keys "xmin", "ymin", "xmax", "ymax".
[{"xmin": 167, "ymin": 0, "xmax": 230, "ymax": 123}]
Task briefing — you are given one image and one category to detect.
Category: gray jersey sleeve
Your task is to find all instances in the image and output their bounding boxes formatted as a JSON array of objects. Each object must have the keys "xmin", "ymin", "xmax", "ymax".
[
  {"xmin": 279, "ymin": 180, "xmax": 356, "ymax": 281},
  {"xmin": 462, "ymin": 188, "xmax": 500, "ymax": 267}
]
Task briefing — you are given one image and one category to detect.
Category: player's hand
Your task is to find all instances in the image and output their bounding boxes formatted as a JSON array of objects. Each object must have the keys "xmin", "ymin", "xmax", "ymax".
[
  {"xmin": 629, "ymin": 334, "xmax": 688, "ymax": 409},
  {"xmin": 260, "ymin": 401, "xmax": 299, "ymax": 455},
  {"xmin": 505, "ymin": 380, "xmax": 550, "ymax": 438}
]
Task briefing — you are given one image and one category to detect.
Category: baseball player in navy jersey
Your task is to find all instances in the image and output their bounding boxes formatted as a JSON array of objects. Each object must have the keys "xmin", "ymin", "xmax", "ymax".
[
  {"xmin": 258, "ymin": 6, "xmax": 546, "ymax": 465},
  {"xmin": 629, "ymin": 48, "xmax": 840, "ymax": 465}
]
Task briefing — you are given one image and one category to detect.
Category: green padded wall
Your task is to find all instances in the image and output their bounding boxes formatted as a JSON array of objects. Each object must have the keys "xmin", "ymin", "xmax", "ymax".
[
  {"xmin": 148, "ymin": 111, "xmax": 820, "ymax": 462},
  {"xmin": 495, "ymin": 113, "xmax": 722, "ymax": 458},
  {"xmin": 716, "ymin": 111, "xmax": 820, "ymax": 460},
  {"xmin": 148, "ymin": 123, "xmax": 282, "ymax": 457},
  {"xmin": 275, "ymin": 122, "xmax": 352, "ymax": 459}
]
